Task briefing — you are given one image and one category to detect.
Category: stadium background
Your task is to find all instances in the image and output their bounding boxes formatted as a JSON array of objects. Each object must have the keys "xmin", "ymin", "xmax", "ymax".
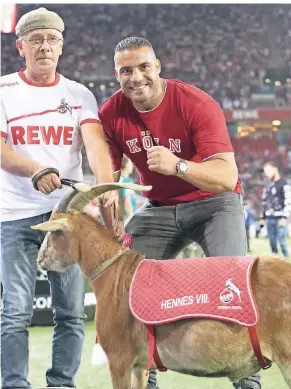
[{"xmin": 1, "ymin": 4, "xmax": 291, "ymax": 387}]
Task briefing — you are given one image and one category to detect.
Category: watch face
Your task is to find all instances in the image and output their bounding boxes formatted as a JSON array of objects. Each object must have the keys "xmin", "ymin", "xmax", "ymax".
[{"xmin": 180, "ymin": 161, "xmax": 188, "ymax": 172}]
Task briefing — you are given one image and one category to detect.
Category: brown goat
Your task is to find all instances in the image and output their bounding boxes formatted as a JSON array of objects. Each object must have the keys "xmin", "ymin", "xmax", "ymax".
[{"xmin": 32, "ymin": 208, "xmax": 291, "ymax": 389}]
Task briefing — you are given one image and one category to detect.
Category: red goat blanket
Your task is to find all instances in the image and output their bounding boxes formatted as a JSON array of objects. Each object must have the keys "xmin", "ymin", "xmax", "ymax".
[{"xmin": 129, "ymin": 256, "xmax": 259, "ymax": 326}]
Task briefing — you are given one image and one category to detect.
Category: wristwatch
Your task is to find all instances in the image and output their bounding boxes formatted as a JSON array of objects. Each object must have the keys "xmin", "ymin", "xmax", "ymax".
[{"xmin": 176, "ymin": 159, "xmax": 188, "ymax": 177}]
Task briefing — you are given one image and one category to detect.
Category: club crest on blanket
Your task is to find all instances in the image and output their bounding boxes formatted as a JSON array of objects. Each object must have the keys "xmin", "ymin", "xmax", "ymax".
[{"xmin": 219, "ymin": 277, "xmax": 242, "ymax": 308}]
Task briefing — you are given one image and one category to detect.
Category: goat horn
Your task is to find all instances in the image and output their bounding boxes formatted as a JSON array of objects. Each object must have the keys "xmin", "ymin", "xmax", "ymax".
[{"xmin": 54, "ymin": 183, "xmax": 152, "ymax": 213}]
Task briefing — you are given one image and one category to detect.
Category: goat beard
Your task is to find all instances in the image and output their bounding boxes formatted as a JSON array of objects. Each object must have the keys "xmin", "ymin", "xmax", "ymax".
[{"xmin": 38, "ymin": 254, "xmax": 73, "ymax": 273}]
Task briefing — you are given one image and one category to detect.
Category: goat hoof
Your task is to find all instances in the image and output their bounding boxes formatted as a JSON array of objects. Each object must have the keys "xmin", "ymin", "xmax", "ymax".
[
  {"xmin": 146, "ymin": 384, "xmax": 160, "ymax": 389},
  {"xmin": 238, "ymin": 379, "xmax": 261, "ymax": 389}
]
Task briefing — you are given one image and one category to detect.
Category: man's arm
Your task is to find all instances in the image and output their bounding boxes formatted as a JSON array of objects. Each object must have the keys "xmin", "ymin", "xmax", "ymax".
[
  {"xmin": 147, "ymin": 146, "xmax": 238, "ymax": 193},
  {"xmin": 261, "ymin": 187, "xmax": 266, "ymax": 218},
  {"xmin": 182, "ymin": 99, "xmax": 238, "ymax": 192},
  {"xmin": 81, "ymin": 122, "xmax": 119, "ymax": 229},
  {"xmin": 282, "ymin": 182, "xmax": 291, "ymax": 219},
  {"xmin": 1, "ymin": 138, "xmax": 61, "ymax": 193},
  {"xmin": 81, "ymin": 122, "xmax": 114, "ymax": 183},
  {"xmin": 1, "ymin": 137, "xmax": 43, "ymax": 177},
  {"xmin": 259, "ymin": 187, "xmax": 267, "ymax": 225},
  {"xmin": 147, "ymin": 98, "xmax": 239, "ymax": 193},
  {"xmin": 178, "ymin": 153, "xmax": 238, "ymax": 192},
  {"xmin": 1, "ymin": 100, "xmax": 44, "ymax": 179}
]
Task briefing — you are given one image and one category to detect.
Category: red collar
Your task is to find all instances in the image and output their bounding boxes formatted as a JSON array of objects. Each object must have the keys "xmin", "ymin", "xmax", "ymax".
[{"xmin": 18, "ymin": 68, "xmax": 60, "ymax": 87}]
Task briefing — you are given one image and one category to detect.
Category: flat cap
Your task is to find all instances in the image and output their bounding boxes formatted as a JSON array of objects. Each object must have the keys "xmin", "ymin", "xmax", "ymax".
[{"xmin": 15, "ymin": 7, "xmax": 65, "ymax": 37}]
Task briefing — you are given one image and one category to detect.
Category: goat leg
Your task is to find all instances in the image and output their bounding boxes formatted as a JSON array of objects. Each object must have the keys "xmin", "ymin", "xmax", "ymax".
[
  {"xmin": 108, "ymin": 359, "xmax": 132, "ymax": 389},
  {"xmin": 131, "ymin": 368, "xmax": 148, "ymax": 389},
  {"xmin": 276, "ymin": 358, "xmax": 291, "ymax": 388}
]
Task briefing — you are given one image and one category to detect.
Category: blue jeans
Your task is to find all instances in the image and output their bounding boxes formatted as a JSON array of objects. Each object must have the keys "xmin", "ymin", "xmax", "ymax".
[
  {"xmin": 125, "ymin": 192, "xmax": 260, "ymax": 388},
  {"xmin": 266, "ymin": 218, "xmax": 289, "ymax": 258},
  {"xmin": 1, "ymin": 213, "xmax": 86, "ymax": 389}
]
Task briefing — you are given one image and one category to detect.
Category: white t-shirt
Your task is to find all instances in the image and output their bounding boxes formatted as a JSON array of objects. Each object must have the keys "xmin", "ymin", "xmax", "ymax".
[{"xmin": 1, "ymin": 69, "xmax": 100, "ymax": 222}]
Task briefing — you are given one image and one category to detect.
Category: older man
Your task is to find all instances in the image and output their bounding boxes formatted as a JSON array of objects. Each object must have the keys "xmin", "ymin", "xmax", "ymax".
[{"xmin": 1, "ymin": 7, "xmax": 116, "ymax": 389}]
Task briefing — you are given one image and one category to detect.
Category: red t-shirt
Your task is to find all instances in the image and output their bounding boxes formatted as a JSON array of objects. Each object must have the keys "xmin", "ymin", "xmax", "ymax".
[{"xmin": 99, "ymin": 79, "xmax": 242, "ymax": 205}]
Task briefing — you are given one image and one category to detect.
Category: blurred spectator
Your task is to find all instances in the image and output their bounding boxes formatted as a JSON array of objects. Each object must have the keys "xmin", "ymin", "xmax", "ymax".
[
  {"xmin": 260, "ymin": 161, "xmax": 291, "ymax": 258},
  {"xmin": 233, "ymin": 134, "xmax": 291, "ymax": 218},
  {"xmin": 244, "ymin": 199, "xmax": 256, "ymax": 252},
  {"xmin": 275, "ymin": 83, "xmax": 288, "ymax": 107},
  {"xmin": 120, "ymin": 157, "xmax": 138, "ymax": 220}
]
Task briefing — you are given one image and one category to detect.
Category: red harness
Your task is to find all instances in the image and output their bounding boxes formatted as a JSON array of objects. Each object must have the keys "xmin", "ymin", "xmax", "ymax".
[{"xmin": 146, "ymin": 324, "xmax": 271, "ymax": 372}]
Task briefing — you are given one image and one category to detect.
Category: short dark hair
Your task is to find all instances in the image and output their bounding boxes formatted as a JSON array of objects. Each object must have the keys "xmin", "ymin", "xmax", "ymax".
[{"xmin": 115, "ymin": 36, "xmax": 153, "ymax": 53}]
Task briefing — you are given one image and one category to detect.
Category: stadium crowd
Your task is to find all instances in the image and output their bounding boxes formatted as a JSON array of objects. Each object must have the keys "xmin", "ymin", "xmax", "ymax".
[
  {"xmin": 1, "ymin": 4, "xmax": 291, "ymax": 108},
  {"xmin": 232, "ymin": 136, "xmax": 291, "ymax": 215}
]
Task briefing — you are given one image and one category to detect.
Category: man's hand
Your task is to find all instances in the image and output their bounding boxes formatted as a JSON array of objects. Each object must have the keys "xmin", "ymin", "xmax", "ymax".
[
  {"xmin": 90, "ymin": 190, "xmax": 119, "ymax": 232},
  {"xmin": 34, "ymin": 171, "xmax": 62, "ymax": 195},
  {"xmin": 83, "ymin": 202, "xmax": 125, "ymax": 240},
  {"xmin": 91, "ymin": 190, "xmax": 119, "ymax": 208},
  {"xmin": 147, "ymin": 146, "xmax": 179, "ymax": 176},
  {"xmin": 115, "ymin": 220, "xmax": 125, "ymax": 237},
  {"xmin": 279, "ymin": 218, "xmax": 286, "ymax": 228}
]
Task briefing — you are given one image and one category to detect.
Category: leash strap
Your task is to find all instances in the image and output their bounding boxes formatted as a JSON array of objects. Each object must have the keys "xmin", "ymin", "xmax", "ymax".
[{"xmin": 88, "ymin": 248, "xmax": 129, "ymax": 281}]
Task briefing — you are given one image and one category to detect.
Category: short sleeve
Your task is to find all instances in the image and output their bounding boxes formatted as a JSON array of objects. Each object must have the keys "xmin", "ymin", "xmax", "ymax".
[
  {"xmin": 1, "ymin": 101, "xmax": 8, "ymax": 140},
  {"xmin": 79, "ymin": 88, "xmax": 101, "ymax": 126},
  {"xmin": 187, "ymin": 100, "xmax": 233, "ymax": 161}
]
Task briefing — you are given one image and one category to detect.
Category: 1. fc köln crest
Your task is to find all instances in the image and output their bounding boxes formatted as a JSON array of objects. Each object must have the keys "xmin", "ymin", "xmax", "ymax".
[{"xmin": 57, "ymin": 99, "xmax": 72, "ymax": 114}]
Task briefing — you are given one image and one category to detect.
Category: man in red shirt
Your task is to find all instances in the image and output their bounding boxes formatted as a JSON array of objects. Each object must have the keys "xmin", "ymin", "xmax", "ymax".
[{"xmin": 99, "ymin": 37, "xmax": 261, "ymax": 389}]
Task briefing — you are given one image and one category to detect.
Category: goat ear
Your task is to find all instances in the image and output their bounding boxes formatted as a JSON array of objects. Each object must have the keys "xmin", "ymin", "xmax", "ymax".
[{"xmin": 31, "ymin": 218, "xmax": 73, "ymax": 232}]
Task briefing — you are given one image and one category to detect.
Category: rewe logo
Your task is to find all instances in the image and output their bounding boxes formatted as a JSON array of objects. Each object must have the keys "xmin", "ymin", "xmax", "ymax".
[{"xmin": 11, "ymin": 125, "xmax": 74, "ymax": 145}]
